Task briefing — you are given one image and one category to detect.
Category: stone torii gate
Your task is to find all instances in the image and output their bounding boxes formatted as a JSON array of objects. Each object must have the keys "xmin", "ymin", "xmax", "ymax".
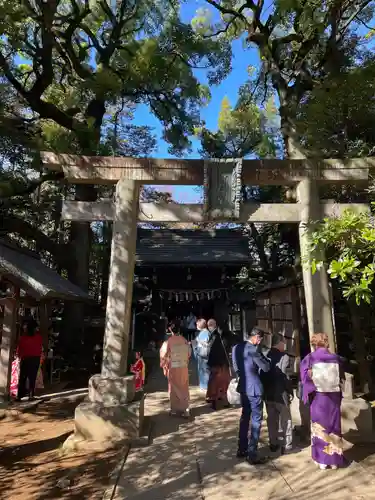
[{"xmin": 41, "ymin": 152, "xmax": 371, "ymax": 443}]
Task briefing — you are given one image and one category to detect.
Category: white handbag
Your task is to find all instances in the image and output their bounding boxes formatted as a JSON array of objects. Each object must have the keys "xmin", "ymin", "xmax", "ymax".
[
  {"xmin": 227, "ymin": 377, "xmax": 241, "ymax": 406},
  {"xmin": 218, "ymin": 334, "xmax": 241, "ymax": 406}
]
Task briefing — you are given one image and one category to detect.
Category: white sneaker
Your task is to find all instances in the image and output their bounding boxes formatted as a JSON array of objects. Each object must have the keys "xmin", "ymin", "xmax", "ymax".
[{"xmin": 314, "ymin": 461, "xmax": 327, "ymax": 470}]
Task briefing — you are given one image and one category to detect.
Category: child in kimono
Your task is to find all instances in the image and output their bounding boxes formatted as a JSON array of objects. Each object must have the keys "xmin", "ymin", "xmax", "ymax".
[{"xmin": 131, "ymin": 351, "xmax": 146, "ymax": 392}]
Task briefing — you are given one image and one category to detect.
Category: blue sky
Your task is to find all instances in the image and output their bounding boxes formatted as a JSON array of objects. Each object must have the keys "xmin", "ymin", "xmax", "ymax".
[{"xmin": 133, "ymin": 1, "xmax": 260, "ymax": 202}]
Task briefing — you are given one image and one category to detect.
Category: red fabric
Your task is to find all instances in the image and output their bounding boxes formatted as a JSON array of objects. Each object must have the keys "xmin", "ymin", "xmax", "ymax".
[
  {"xmin": 131, "ymin": 359, "xmax": 145, "ymax": 391},
  {"xmin": 18, "ymin": 333, "xmax": 43, "ymax": 359}
]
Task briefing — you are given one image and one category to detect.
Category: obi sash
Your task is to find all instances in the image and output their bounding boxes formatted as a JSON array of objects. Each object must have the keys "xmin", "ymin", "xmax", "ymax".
[
  {"xmin": 312, "ymin": 362, "xmax": 340, "ymax": 393},
  {"xmin": 170, "ymin": 343, "xmax": 189, "ymax": 369}
]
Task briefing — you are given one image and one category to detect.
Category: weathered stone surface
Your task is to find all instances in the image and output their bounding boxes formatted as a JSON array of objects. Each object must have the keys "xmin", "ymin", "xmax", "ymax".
[
  {"xmin": 341, "ymin": 397, "xmax": 373, "ymax": 441},
  {"xmin": 62, "ymin": 200, "xmax": 368, "ymax": 223},
  {"xmin": 343, "ymin": 372, "xmax": 355, "ymax": 399},
  {"xmin": 101, "ymin": 179, "xmax": 139, "ymax": 378},
  {"xmin": 62, "ymin": 432, "xmax": 86, "ymax": 452},
  {"xmin": 41, "ymin": 152, "xmax": 372, "ymax": 185},
  {"xmin": 88, "ymin": 374, "xmax": 136, "ymax": 406},
  {"xmin": 74, "ymin": 394, "xmax": 144, "ymax": 443},
  {"xmin": 298, "ymin": 179, "xmax": 336, "ymax": 350}
]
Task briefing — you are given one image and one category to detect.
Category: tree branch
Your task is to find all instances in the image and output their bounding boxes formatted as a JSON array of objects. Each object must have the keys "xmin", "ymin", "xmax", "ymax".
[
  {"xmin": 205, "ymin": 0, "xmax": 248, "ymax": 23},
  {"xmin": 0, "ymin": 171, "xmax": 64, "ymax": 200},
  {"xmin": 2, "ymin": 214, "xmax": 70, "ymax": 266},
  {"xmin": 29, "ymin": 2, "xmax": 57, "ymax": 98},
  {"xmin": 60, "ymin": 2, "xmax": 92, "ymax": 80},
  {"xmin": 338, "ymin": 0, "xmax": 373, "ymax": 39}
]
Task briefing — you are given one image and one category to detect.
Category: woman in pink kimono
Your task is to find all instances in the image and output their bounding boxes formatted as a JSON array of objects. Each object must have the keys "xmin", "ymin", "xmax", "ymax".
[{"xmin": 160, "ymin": 321, "xmax": 191, "ymax": 418}]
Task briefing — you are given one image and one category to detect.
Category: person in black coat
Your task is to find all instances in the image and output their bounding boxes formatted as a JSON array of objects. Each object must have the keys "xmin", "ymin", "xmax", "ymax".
[{"xmin": 206, "ymin": 321, "xmax": 231, "ymax": 410}]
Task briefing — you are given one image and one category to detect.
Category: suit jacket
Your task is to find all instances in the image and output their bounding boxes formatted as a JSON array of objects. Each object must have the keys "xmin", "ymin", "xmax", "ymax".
[{"xmin": 232, "ymin": 341, "xmax": 271, "ymax": 396}]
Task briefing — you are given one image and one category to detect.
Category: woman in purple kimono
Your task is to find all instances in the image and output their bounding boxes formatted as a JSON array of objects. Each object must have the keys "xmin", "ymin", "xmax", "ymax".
[{"xmin": 300, "ymin": 333, "xmax": 346, "ymax": 470}]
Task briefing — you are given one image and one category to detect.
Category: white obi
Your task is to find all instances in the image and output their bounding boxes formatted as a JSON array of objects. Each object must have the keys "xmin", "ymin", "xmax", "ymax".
[
  {"xmin": 312, "ymin": 362, "xmax": 340, "ymax": 393},
  {"xmin": 170, "ymin": 344, "xmax": 189, "ymax": 369}
]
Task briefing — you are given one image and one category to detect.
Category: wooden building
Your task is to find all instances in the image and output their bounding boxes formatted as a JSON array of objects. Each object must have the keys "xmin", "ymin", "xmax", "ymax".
[
  {"xmin": 132, "ymin": 228, "xmax": 253, "ymax": 347},
  {"xmin": 0, "ymin": 239, "xmax": 89, "ymax": 398},
  {"xmin": 255, "ymin": 281, "xmax": 309, "ymax": 374}
]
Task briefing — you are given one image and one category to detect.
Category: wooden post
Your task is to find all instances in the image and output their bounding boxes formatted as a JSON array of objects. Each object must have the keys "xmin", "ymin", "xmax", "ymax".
[
  {"xmin": 297, "ymin": 179, "xmax": 336, "ymax": 351},
  {"xmin": 39, "ymin": 301, "xmax": 49, "ymax": 356},
  {"xmin": 0, "ymin": 297, "xmax": 17, "ymax": 399},
  {"xmin": 101, "ymin": 179, "xmax": 139, "ymax": 378}
]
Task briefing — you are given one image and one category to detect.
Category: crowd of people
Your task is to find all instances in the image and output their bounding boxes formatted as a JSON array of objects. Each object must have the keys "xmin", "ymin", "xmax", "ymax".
[{"xmin": 159, "ymin": 318, "xmax": 346, "ymax": 470}]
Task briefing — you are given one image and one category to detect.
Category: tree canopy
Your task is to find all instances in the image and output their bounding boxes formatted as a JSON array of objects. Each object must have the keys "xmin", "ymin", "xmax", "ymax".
[{"xmin": 194, "ymin": 0, "xmax": 374, "ymax": 156}]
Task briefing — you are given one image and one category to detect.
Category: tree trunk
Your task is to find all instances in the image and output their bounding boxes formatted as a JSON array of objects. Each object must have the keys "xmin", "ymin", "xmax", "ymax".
[
  {"xmin": 248, "ymin": 223, "xmax": 269, "ymax": 274},
  {"xmin": 62, "ymin": 184, "xmax": 96, "ymax": 363},
  {"xmin": 348, "ymin": 300, "xmax": 372, "ymax": 394},
  {"xmin": 279, "ymin": 98, "xmax": 305, "ymax": 160},
  {"xmin": 61, "ymin": 98, "xmax": 105, "ymax": 364}
]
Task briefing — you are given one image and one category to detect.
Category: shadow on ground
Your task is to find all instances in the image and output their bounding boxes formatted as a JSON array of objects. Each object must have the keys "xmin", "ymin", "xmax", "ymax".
[
  {"xmin": 0, "ymin": 394, "xmax": 124, "ymax": 500},
  {"xmin": 108, "ymin": 362, "xmax": 375, "ymax": 500}
]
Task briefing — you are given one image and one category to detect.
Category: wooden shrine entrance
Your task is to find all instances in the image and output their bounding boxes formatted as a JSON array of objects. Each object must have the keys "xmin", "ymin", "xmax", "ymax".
[{"xmin": 41, "ymin": 153, "xmax": 372, "ymax": 383}]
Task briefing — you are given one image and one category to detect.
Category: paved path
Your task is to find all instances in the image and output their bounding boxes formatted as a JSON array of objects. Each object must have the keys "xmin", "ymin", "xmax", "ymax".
[{"xmin": 104, "ymin": 363, "xmax": 375, "ymax": 500}]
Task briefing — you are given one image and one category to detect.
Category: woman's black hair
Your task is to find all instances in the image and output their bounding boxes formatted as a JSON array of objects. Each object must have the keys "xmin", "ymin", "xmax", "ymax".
[
  {"xmin": 23, "ymin": 318, "xmax": 38, "ymax": 336},
  {"xmin": 168, "ymin": 320, "xmax": 181, "ymax": 335}
]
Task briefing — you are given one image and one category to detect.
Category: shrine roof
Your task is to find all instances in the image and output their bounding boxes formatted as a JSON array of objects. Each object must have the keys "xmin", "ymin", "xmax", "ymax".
[
  {"xmin": 0, "ymin": 239, "xmax": 89, "ymax": 301},
  {"xmin": 136, "ymin": 229, "xmax": 249, "ymax": 265}
]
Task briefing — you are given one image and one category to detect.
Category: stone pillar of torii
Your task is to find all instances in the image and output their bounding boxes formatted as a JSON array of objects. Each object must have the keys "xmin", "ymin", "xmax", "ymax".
[{"xmin": 41, "ymin": 153, "xmax": 371, "ymax": 382}]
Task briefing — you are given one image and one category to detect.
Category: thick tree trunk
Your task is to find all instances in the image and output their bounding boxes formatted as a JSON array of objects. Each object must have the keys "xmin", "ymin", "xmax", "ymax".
[
  {"xmin": 61, "ymin": 98, "xmax": 105, "ymax": 364},
  {"xmin": 279, "ymin": 99, "xmax": 305, "ymax": 160},
  {"xmin": 62, "ymin": 184, "xmax": 96, "ymax": 364},
  {"xmin": 278, "ymin": 97, "xmax": 302, "ymax": 281}
]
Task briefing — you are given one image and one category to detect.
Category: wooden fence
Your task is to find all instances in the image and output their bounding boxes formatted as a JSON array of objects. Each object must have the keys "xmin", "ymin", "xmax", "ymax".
[{"xmin": 256, "ymin": 283, "xmax": 305, "ymax": 374}]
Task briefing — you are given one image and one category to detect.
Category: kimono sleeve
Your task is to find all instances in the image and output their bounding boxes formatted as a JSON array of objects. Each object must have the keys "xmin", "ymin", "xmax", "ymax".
[{"xmin": 160, "ymin": 340, "xmax": 169, "ymax": 366}]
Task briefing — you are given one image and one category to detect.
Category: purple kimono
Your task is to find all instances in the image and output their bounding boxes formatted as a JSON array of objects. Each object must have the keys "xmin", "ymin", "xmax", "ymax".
[{"xmin": 300, "ymin": 348, "xmax": 345, "ymax": 468}]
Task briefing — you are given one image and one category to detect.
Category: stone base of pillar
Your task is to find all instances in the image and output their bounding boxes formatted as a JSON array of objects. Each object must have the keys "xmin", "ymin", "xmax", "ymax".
[
  {"xmin": 88, "ymin": 374, "xmax": 136, "ymax": 406},
  {"xmin": 63, "ymin": 374, "xmax": 145, "ymax": 451},
  {"xmin": 72, "ymin": 393, "xmax": 145, "ymax": 445}
]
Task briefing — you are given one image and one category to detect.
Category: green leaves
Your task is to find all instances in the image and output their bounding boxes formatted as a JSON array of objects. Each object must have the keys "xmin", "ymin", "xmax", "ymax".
[
  {"xmin": 0, "ymin": 0, "xmax": 231, "ymax": 155},
  {"xmin": 328, "ymin": 258, "xmax": 360, "ymax": 280},
  {"xmin": 296, "ymin": 58, "xmax": 375, "ymax": 158},
  {"xmin": 198, "ymin": 88, "xmax": 277, "ymax": 159},
  {"xmin": 310, "ymin": 208, "xmax": 375, "ymax": 305}
]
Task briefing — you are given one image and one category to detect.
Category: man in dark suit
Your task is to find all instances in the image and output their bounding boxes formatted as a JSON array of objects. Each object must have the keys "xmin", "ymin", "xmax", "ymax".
[{"xmin": 232, "ymin": 327, "xmax": 271, "ymax": 465}]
